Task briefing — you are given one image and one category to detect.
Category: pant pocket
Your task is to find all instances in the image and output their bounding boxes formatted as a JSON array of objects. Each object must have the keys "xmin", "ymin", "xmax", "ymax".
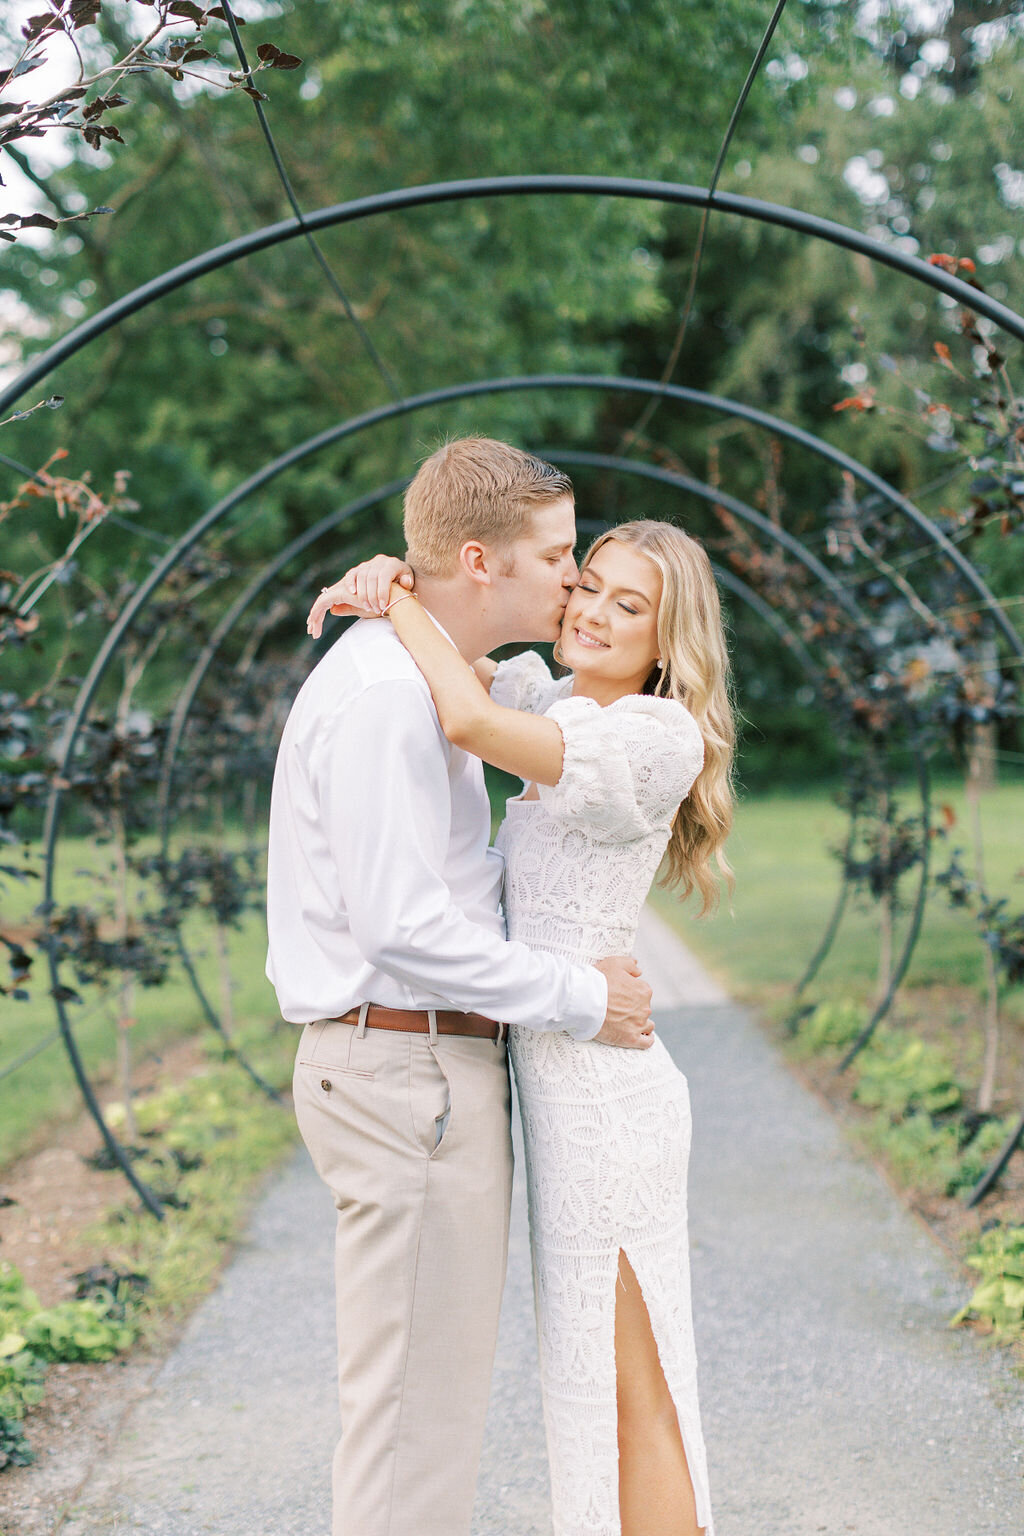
[{"xmin": 409, "ymin": 1044, "xmax": 453, "ymax": 1159}]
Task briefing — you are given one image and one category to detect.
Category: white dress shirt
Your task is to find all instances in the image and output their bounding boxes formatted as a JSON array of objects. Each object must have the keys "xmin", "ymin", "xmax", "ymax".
[{"xmin": 265, "ymin": 616, "xmax": 606, "ymax": 1038}]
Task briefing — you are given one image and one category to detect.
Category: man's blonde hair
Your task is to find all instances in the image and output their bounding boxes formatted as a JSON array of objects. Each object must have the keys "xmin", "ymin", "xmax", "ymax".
[{"xmin": 403, "ymin": 437, "xmax": 574, "ymax": 577}]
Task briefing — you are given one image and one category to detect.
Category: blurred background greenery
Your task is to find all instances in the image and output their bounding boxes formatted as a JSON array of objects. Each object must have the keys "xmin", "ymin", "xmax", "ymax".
[{"xmin": 3, "ymin": 0, "xmax": 1021, "ymax": 783}]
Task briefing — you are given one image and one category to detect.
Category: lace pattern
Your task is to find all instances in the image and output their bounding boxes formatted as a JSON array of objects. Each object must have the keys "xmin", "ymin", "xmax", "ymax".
[
  {"xmin": 491, "ymin": 648, "xmax": 572, "ymax": 715},
  {"xmin": 540, "ymin": 693, "xmax": 703, "ymax": 844},
  {"xmin": 493, "ymin": 649, "xmax": 715, "ymax": 1536}
]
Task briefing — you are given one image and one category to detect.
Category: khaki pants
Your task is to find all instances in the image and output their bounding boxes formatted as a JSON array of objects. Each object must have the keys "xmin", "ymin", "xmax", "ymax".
[{"xmin": 293, "ymin": 1018, "xmax": 514, "ymax": 1536}]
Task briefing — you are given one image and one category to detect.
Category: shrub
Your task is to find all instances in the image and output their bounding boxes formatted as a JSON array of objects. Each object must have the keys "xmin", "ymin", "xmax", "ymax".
[
  {"xmin": 0, "ymin": 1061, "xmax": 294, "ymax": 1472},
  {"xmin": 945, "ymin": 1116, "xmax": 1015, "ymax": 1197},
  {"xmin": 0, "ymin": 1259, "xmax": 140, "ymax": 1472},
  {"xmin": 801, "ymin": 998, "xmax": 866, "ymax": 1052},
  {"xmin": 852, "ymin": 1030, "xmax": 962, "ymax": 1118},
  {"xmin": 94, "ymin": 1066, "xmax": 296, "ymax": 1319},
  {"xmin": 952, "ymin": 1226, "xmax": 1024, "ymax": 1339},
  {"xmin": 863, "ymin": 1112, "xmax": 963, "ymax": 1195},
  {"xmin": 0, "ymin": 1340, "xmax": 45, "ymax": 1470},
  {"xmin": 22, "ymin": 1299, "xmax": 135, "ymax": 1363}
]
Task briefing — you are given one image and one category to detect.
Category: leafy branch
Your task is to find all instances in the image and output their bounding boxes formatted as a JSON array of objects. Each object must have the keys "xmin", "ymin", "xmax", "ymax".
[
  {"xmin": 1, "ymin": 449, "xmax": 138, "ymax": 626},
  {"xmin": 1, "ymin": 0, "xmax": 302, "ymax": 239}
]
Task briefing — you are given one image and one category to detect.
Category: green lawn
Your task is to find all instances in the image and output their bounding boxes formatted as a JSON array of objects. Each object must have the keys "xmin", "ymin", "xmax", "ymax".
[
  {"xmin": 1, "ymin": 837, "xmax": 282, "ymax": 1166},
  {"xmin": 4, "ymin": 777, "xmax": 1022, "ymax": 1168},
  {"xmin": 651, "ymin": 778, "xmax": 1024, "ymax": 1014}
]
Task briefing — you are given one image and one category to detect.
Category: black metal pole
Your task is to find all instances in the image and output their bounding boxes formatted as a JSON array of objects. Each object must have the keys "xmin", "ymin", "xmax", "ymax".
[
  {"xmin": 967, "ymin": 1109, "xmax": 1024, "ymax": 1207},
  {"xmin": 12, "ymin": 374, "xmax": 1023, "ymax": 664},
  {"xmin": 837, "ymin": 753, "xmax": 933, "ymax": 1073},
  {"xmin": 3, "ymin": 176, "xmax": 1022, "ymax": 422}
]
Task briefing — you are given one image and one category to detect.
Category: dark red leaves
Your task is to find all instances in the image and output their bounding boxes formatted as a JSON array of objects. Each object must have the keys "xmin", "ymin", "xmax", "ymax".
[{"xmin": 256, "ymin": 42, "xmax": 303, "ymax": 69}]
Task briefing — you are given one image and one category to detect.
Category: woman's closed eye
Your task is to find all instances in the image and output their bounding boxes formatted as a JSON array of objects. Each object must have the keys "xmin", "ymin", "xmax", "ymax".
[{"xmin": 576, "ymin": 581, "xmax": 638, "ymax": 615}]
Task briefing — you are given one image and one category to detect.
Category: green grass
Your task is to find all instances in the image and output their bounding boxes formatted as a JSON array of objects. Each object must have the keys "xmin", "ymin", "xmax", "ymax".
[
  {"xmin": 652, "ymin": 778, "xmax": 1024, "ymax": 1013},
  {"xmin": 1, "ymin": 836, "xmax": 282, "ymax": 1166},
  {"xmin": 0, "ymin": 1051, "xmax": 298, "ymax": 1470},
  {"xmin": 90, "ymin": 1057, "xmax": 298, "ymax": 1324},
  {"xmin": 5, "ymin": 777, "xmax": 1022, "ymax": 1170}
]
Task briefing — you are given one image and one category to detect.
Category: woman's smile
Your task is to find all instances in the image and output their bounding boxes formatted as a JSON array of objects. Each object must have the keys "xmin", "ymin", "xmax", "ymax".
[{"xmin": 557, "ymin": 540, "xmax": 663, "ymax": 702}]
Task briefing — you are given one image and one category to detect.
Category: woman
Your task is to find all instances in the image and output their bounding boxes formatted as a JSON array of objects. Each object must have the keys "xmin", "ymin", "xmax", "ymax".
[{"xmin": 307, "ymin": 520, "xmax": 734, "ymax": 1536}]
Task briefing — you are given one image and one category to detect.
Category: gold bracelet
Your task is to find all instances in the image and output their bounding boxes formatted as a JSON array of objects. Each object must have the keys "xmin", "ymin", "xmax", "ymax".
[{"xmin": 381, "ymin": 590, "xmax": 417, "ymax": 616}]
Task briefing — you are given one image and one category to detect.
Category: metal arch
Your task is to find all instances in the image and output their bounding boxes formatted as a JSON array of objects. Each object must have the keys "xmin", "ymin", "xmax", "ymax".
[
  {"xmin": 4, "ymin": 175, "xmax": 1023, "ymax": 422},
  {"xmin": 554, "ymin": 449, "xmax": 868, "ymax": 625},
  {"xmin": 42, "ymin": 364, "xmax": 1000, "ymax": 933},
  {"xmin": 144, "ymin": 476, "xmax": 882, "ymax": 1038},
  {"xmin": 156, "ymin": 477, "xmax": 409, "ymax": 842},
  {"xmin": 44, "ymin": 412, "xmax": 871, "ymax": 918},
  {"xmin": 36, "ymin": 373, "xmax": 968, "ymax": 1041},
  {"xmin": 39, "ymin": 455, "xmax": 911, "ymax": 1214},
  {"xmin": 160, "ymin": 495, "xmax": 830, "ymax": 840},
  {"xmin": 11, "ymin": 159, "xmax": 1011, "ymax": 1210},
  {"xmin": 132, "ymin": 483, "xmax": 836, "ymax": 1152},
  {"xmin": 149, "ymin": 488, "xmax": 841, "ymax": 1048},
  {"xmin": 18, "ymin": 373, "xmax": 1019, "ymax": 660}
]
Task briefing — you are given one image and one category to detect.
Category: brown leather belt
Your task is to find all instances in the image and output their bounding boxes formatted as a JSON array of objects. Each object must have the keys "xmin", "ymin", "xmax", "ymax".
[{"xmin": 330, "ymin": 1004, "xmax": 508, "ymax": 1044}]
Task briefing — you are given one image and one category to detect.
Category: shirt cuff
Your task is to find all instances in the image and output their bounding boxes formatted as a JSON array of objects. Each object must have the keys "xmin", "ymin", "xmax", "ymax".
[{"xmin": 562, "ymin": 964, "xmax": 607, "ymax": 1042}]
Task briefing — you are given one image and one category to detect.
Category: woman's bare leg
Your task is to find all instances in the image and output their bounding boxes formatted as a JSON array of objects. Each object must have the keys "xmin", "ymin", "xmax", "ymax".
[{"xmin": 614, "ymin": 1251, "xmax": 704, "ymax": 1536}]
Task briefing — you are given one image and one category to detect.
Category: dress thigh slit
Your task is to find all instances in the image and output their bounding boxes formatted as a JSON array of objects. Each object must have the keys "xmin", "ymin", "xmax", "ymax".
[
  {"xmin": 620, "ymin": 1239, "xmax": 714, "ymax": 1536},
  {"xmin": 515, "ymin": 1031, "xmax": 713, "ymax": 1536}
]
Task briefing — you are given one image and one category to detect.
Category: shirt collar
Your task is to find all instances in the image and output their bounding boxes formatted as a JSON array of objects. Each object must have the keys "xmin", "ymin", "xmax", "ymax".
[{"xmin": 420, "ymin": 604, "xmax": 460, "ymax": 651}]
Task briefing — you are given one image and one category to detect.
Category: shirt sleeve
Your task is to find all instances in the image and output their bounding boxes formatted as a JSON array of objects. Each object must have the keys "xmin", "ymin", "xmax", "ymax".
[
  {"xmin": 311, "ymin": 680, "xmax": 607, "ymax": 1039},
  {"xmin": 538, "ymin": 695, "xmax": 705, "ymax": 844},
  {"xmin": 490, "ymin": 649, "xmax": 571, "ymax": 714}
]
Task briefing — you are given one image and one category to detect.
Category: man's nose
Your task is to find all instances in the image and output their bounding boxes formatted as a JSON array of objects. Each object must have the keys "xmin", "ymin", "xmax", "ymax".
[{"xmin": 562, "ymin": 558, "xmax": 579, "ymax": 587}]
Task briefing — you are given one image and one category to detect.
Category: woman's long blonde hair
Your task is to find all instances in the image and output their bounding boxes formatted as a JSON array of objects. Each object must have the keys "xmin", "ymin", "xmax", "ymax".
[{"xmin": 581, "ymin": 520, "xmax": 736, "ymax": 914}]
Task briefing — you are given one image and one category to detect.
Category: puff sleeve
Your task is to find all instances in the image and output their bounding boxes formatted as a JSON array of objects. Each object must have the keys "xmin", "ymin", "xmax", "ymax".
[
  {"xmin": 538, "ymin": 694, "xmax": 704, "ymax": 843},
  {"xmin": 490, "ymin": 649, "xmax": 572, "ymax": 715}
]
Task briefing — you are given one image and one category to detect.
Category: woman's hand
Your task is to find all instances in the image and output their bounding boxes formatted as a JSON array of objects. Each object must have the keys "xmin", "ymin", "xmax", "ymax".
[{"xmin": 306, "ymin": 555, "xmax": 415, "ymax": 638}]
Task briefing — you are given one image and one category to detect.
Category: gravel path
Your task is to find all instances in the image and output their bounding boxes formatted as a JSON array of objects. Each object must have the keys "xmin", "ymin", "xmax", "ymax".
[{"xmin": 61, "ymin": 909, "xmax": 1023, "ymax": 1535}]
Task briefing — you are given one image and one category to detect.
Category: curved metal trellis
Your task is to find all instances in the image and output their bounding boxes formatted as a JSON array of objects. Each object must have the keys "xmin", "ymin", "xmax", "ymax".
[
  {"xmin": 3, "ymin": 161, "xmax": 1020, "ymax": 1210},
  {"xmin": 91, "ymin": 442, "xmax": 926, "ymax": 1183},
  {"xmin": 192, "ymin": 461, "xmax": 927, "ymax": 1030},
  {"xmin": 14, "ymin": 373, "xmax": 1020, "ymax": 667},
  {"xmin": 21, "ymin": 364, "xmax": 1015, "ymax": 1208},
  {"xmin": 3, "ymin": 175, "xmax": 1024, "ymax": 432},
  {"xmin": 151, "ymin": 488, "xmax": 839, "ymax": 1079}
]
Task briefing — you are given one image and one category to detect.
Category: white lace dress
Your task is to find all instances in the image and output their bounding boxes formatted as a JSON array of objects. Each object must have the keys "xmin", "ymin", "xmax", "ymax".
[{"xmin": 490, "ymin": 651, "xmax": 714, "ymax": 1536}]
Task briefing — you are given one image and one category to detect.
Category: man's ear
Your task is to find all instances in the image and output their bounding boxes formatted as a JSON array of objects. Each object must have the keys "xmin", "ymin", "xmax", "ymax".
[{"xmin": 457, "ymin": 540, "xmax": 494, "ymax": 586}]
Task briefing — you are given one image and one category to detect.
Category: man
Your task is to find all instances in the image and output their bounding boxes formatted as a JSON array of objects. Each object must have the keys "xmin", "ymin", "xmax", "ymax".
[{"xmin": 266, "ymin": 437, "xmax": 652, "ymax": 1536}]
